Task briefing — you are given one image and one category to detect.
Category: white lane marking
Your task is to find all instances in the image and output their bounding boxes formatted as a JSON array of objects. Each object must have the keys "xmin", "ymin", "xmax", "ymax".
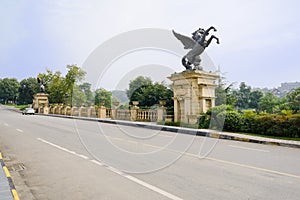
[
  {"xmin": 4, "ymin": 123, "xmax": 9, "ymax": 126},
  {"xmin": 206, "ymin": 156, "xmax": 300, "ymax": 179},
  {"xmin": 77, "ymin": 154, "xmax": 89, "ymax": 160},
  {"xmin": 37, "ymin": 138, "xmax": 81, "ymax": 156},
  {"xmin": 37, "ymin": 137, "xmax": 183, "ymax": 200},
  {"xmin": 16, "ymin": 129, "xmax": 24, "ymax": 133},
  {"xmin": 228, "ymin": 145, "xmax": 270, "ymax": 152},
  {"xmin": 124, "ymin": 175, "xmax": 183, "ymax": 200},
  {"xmin": 90, "ymin": 159, "xmax": 103, "ymax": 166}
]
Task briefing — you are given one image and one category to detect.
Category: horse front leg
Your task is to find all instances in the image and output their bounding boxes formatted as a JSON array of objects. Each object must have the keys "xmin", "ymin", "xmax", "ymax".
[
  {"xmin": 206, "ymin": 35, "xmax": 220, "ymax": 47},
  {"xmin": 206, "ymin": 26, "xmax": 217, "ymax": 33}
]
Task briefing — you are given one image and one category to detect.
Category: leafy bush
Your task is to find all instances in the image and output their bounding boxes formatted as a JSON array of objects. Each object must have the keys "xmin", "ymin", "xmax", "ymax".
[
  {"xmin": 218, "ymin": 110, "xmax": 243, "ymax": 132},
  {"xmin": 198, "ymin": 105, "xmax": 300, "ymax": 138}
]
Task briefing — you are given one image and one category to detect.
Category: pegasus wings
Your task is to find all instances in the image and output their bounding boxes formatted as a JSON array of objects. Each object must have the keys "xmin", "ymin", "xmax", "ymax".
[{"xmin": 172, "ymin": 30, "xmax": 195, "ymax": 49}]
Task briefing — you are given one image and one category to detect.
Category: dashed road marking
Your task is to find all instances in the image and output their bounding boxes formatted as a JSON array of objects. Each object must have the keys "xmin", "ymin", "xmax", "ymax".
[
  {"xmin": 228, "ymin": 145, "xmax": 270, "ymax": 152},
  {"xmin": 37, "ymin": 137, "xmax": 183, "ymax": 200},
  {"xmin": 77, "ymin": 154, "xmax": 89, "ymax": 160},
  {"xmin": 16, "ymin": 129, "xmax": 23, "ymax": 133},
  {"xmin": 4, "ymin": 123, "xmax": 9, "ymax": 127}
]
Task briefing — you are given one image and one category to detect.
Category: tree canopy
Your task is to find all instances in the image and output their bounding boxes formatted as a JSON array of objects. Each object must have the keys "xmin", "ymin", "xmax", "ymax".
[{"xmin": 126, "ymin": 76, "xmax": 173, "ymax": 108}]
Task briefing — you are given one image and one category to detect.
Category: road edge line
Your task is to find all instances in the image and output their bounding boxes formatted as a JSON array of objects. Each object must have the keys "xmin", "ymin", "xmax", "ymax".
[{"xmin": 0, "ymin": 152, "xmax": 20, "ymax": 200}]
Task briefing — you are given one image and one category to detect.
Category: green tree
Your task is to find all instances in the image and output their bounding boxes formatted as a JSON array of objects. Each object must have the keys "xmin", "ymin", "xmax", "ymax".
[
  {"xmin": 79, "ymin": 82, "xmax": 93, "ymax": 105},
  {"xmin": 126, "ymin": 76, "xmax": 152, "ymax": 101},
  {"xmin": 95, "ymin": 88, "xmax": 112, "ymax": 108},
  {"xmin": 18, "ymin": 77, "xmax": 39, "ymax": 104},
  {"xmin": 38, "ymin": 70, "xmax": 66, "ymax": 103},
  {"xmin": 249, "ymin": 90, "xmax": 264, "ymax": 110},
  {"xmin": 126, "ymin": 76, "xmax": 173, "ymax": 108},
  {"xmin": 0, "ymin": 78, "xmax": 20, "ymax": 104},
  {"xmin": 258, "ymin": 92, "xmax": 279, "ymax": 113},
  {"xmin": 38, "ymin": 65, "xmax": 86, "ymax": 104},
  {"xmin": 234, "ymin": 82, "xmax": 251, "ymax": 109},
  {"xmin": 215, "ymin": 76, "xmax": 236, "ymax": 106},
  {"xmin": 72, "ymin": 85, "xmax": 87, "ymax": 106},
  {"xmin": 65, "ymin": 65, "xmax": 86, "ymax": 100},
  {"xmin": 286, "ymin": 87, "xmax": 300, "ymax": 113}
]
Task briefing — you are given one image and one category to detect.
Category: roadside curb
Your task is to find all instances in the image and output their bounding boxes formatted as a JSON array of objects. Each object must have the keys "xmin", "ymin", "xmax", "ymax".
[
  {"xmin": 37, "ymin": 113, "xmax": 300, "ymax": 149},
  {"xmin": 0, "ymin": 152, "xmax": 20, "ymax": 200}
]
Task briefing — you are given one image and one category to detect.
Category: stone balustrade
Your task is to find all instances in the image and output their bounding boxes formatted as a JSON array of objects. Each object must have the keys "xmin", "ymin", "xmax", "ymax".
[{"xmin": 38, "ymin": 103, "xmax": 172, "ymax": 123}]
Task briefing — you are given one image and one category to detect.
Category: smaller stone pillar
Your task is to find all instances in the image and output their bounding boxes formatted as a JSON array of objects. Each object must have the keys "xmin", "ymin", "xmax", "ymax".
[
  {"xmin": 65, "ymin": 105, "xmax": 71, "ymax": 115},
  {"xmin": 130, "ymin": 101, "xmax": 139, "ymax": 121},
  {"xmin": 157, "ymin": 107, "xmax": 166, "ymax": 122},
  {"xmin": 98, "ymin": 106, "xmax": 107, "ymax": 119},
  {"xmin": 79, "ymin": 105, "xmax": 88, "ymax": 117},
  {"xmin": 43, "ymin": 106, "xmax": 49, "ymax": 114},
  {"xmin": 88, "ymin": 106, "xmax": 97, "ymax": 118},
  {"xmin": 157, "ymin": 100, "xmax": 167, "ymax": 122},
  {"xmin": 130, "ymin": 107, "xmax": 138, "ymax": 121},
  {"xmin": 111, "ymin": 101, "xmax": 119, "ymax": 120},
  {"xmin": 71, "ymin": 106, "xmax": 78, "ymax": 116}
]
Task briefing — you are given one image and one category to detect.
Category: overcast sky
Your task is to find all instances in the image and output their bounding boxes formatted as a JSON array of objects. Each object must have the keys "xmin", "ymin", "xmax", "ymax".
[{"xmin": 1, "ymin": 0, "xmax": 299, "ymax": 90}]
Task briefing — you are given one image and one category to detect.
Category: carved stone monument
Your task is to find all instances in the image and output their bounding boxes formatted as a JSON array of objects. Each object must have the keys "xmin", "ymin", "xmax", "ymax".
[
  {"xmin": 33, "ymin": 77, "xmax": 49, "ymax": 113},
  {"xmin": 168, "ymin": 70, "xmax": 218, "ymax": 124},
  {"xmin": 33, "ymin": 93, "xmax": 49, "ymax": 114},
  {"xmin": 170, "ymin": 27, "xmax": 220, "ymax": 124}
]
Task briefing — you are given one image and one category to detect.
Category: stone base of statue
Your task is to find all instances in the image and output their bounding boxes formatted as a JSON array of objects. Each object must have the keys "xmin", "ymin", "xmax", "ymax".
[
  {"xmin": 33, "ymin": 93, "xmax": 49, "ymax": 114},
  {"xmin": 168, "ymin": 70, "xmax": 219, "ymax": 124}
]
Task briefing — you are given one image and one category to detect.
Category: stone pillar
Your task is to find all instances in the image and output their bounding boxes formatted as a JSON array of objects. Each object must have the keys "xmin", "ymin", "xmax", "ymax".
[
  {"xmin": 157, "ymin": 106, "xmax": 166, "ymax": 122},
  {"xmin": 130, "ymin": 101, "xmax": 139, "ymax": 121},
  {"xmin": 111, "ymin": 101, "xmax": 119, "ymax": 120},
  {"xmin": 88, "ymin": 106, "xmax": 97, "ymax": 118},
  {"xmin": 98, "ymin": 106, "xmax": 107, "ymax": 119},
  {"xmin": 168, "ymin": 70, "xmax": 219, "ymax": 124},
  {"xmin": 71, "ymin": 106, "xmax": 78, "ymax": 116},
  {"xmin": 130, "ymin": 107, "xmax": 138, "ymax": 121},
  {"xmin": 43, "ymin": 106, "xmax": 49, "ymax": 114},
  {"xmin": 79, "ymin": 105, "xmax": 88, "ymax": 117},
  {"xmin": 111, "ymin": 108, "xmax": 117, "ymax": 119},
  {"xmin": 65, "ymin": 105, "xmax": 71, "ymax": 115}
]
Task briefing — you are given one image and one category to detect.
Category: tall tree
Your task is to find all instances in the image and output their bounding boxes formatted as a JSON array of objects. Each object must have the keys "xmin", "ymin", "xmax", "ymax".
[
  {"xmin": 286, "ymin": 87, "xmax": 300, "ymax": 113},
  {"xmin": 249, "ymin": 90, "xmax": 264, "ymax": 110},
  {"xmin": 215, "ymin": 76, "xmax": 236, "ymax": 106},
  {"xmin": 18, "ymin": 77, "xmax": 39, "ymax": 104},
  {"xmin": 126, "ymin": 76, "xmax": 173, "ymax": 108},
  {"xmin": 79, "ymin": 82, "xmax": 93, "ymax": 104},
  {"xmin": 234, "ymin": 82, "xmax": 251, "ymax": 109},
  {"xmin": 65, "ymin": 65, "xmax": 86, "ymax": 100},
  {"xmin": 126, "ymin": 76, "xmax": 152, "ymax": 101},
  {"xmin": 0, "ymin": 78, "xmax": 20, "ymax": 104},
  {"xmin": 258, "ymin": 92, "xmax": 279, "ymax": 113},
  {"xmin": 95, "ymin": 88, "xmax": 112, "ymax": 108}
]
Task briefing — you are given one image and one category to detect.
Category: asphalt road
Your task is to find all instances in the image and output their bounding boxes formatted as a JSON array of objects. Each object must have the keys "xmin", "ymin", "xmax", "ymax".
[{"xmin": 0, "ymin": 105, "xmax": 300, "ymax": 200}]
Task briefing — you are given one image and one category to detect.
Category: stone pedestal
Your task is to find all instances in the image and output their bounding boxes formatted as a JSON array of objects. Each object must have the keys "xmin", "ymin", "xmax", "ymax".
[
  {"xmin": 33, "ymin": 93, "xmax": 49, "ymax": 113},
  {"xmin": 168, "ymin": 70, "xmax": 219, "ymax": 124}
]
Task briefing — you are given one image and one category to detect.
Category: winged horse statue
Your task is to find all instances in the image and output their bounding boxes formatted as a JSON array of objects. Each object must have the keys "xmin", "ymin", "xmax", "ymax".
[{"xmin": 172, "ymin": 26, "xmax": 220, "ymax": 70}]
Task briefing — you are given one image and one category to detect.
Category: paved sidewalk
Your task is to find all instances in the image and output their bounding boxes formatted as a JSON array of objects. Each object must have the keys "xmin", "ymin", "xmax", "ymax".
[{"xmin": 0, "ymin": 153, "xmax": 17, "ymax": 200}]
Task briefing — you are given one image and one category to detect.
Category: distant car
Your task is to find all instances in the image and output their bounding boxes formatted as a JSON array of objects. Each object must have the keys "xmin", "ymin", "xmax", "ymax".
[{"xmin": 22, "ymin": 108, "xmax": 35, "ymax": 115}]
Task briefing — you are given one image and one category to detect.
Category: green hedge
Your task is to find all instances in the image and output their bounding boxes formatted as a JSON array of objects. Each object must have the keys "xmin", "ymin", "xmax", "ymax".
[{"xmin": 198, "ymin": 106, "xmax": 300, "ymax": 138}]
